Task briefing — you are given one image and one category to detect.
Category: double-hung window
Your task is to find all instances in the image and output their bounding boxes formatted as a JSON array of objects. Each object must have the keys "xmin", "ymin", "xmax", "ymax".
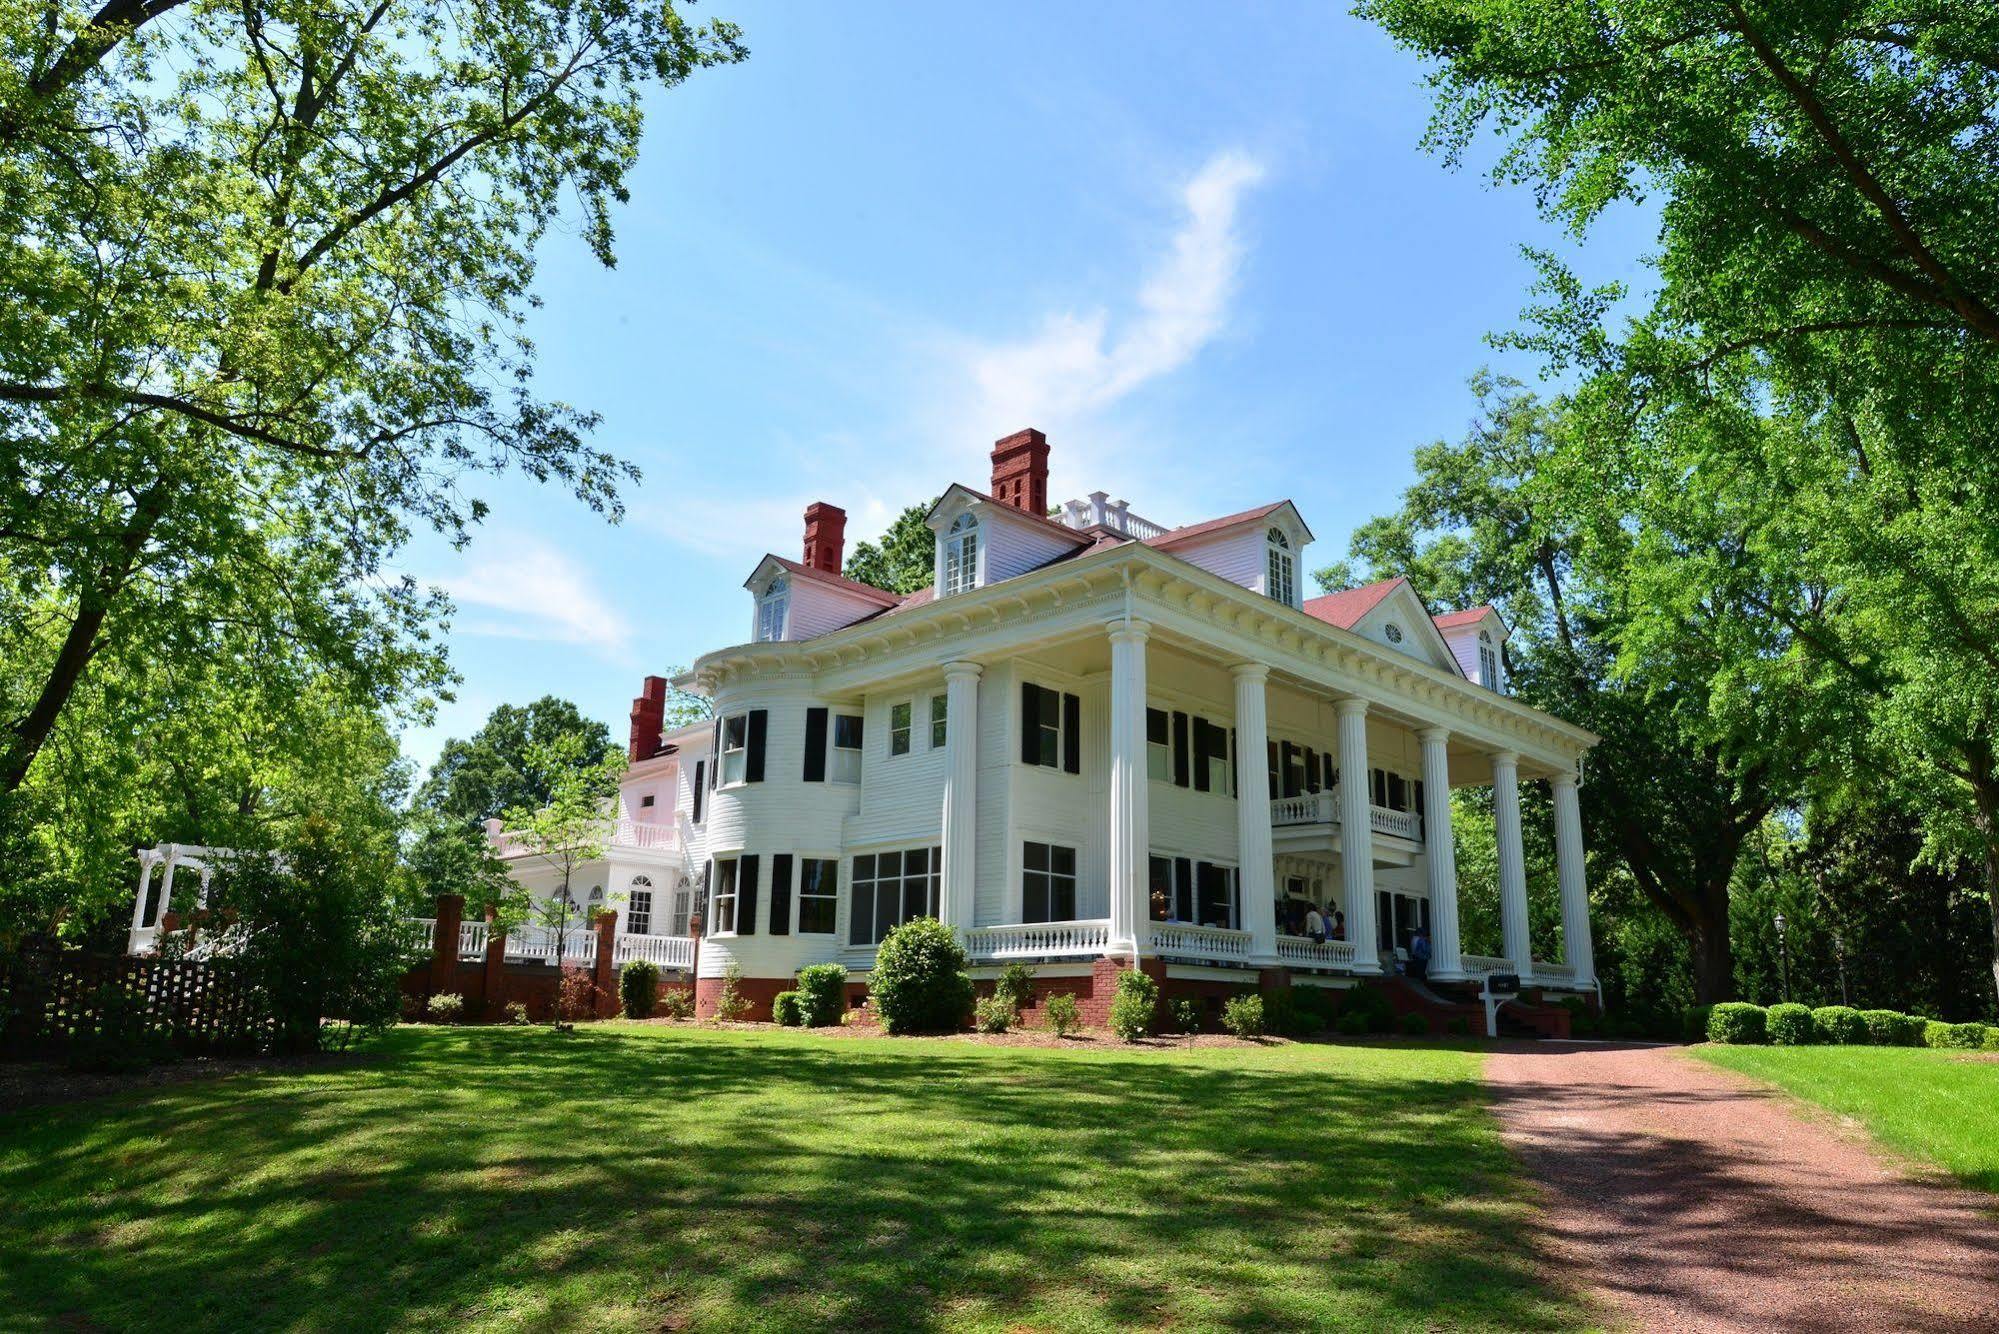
[
  {"xmin": 710, "ymin": 857, "xmax": 740, "ymax": 935},
  {"xmin": 720, "ymin": 714, "xmax": 748, "ymax": 785},
  {"xmin": 889, "ymin": 701, "xmax": 913, "ymax": 756},
  {"xmin": 943, "ymin": 513, "xmax": 979, "ymax": 595},
  {"xmin": 627, "ymin": 876, "xmax": 654, "ymax": 935},
  {"xmin": 1265, "ymin": 528, "xmax": 1296, "ymax": 607},
  {"xmin": 929, "ymin": 694, "xmax": 948, "ymax": 749},
  {"xmin": 1478, "ymin": 632, "xmax": 1501, "ymax": 691},
  {"xmin": 1021, "ymin": 683, "xmax": 1078, "ymax": 772},
  {"xmin": 849, "ymin": 848, "xmax": 940, "ymax": 946},
  {"xmin": 1146, "ymin": 708, "xmax": 1170, "ymax": 782},
  {"xmin": 798, "ymin": 858, "xmax": 839, "ymax": 935},
  {"xmin": 756, "ymin": 574, "xmax": 789, "ymax": 642},
  {"xmin": 1022, "ymin": 842, "xmax": 1077, "ymax": 922},
  {"xmin": 670, "ymin": 877, "xmax": 692, "ymax": 936},
  {"xmin": 830, "ymin": 714, "xmax": 863, "ymax": 782}
]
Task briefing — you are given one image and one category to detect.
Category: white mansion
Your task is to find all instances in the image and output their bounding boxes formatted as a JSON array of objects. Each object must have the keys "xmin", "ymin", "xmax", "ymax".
[{"xmin": 493, "ymin": 430, "xmax": 1599, "ymax": 1019}]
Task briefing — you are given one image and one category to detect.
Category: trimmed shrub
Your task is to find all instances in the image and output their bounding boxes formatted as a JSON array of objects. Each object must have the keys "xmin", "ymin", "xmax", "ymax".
[
  {"xmin": 1682, "ymin": 1005, "xmax": 1715, "ymax": 1043},
  {"xmin": 656, "ymin": 987, "xmax": 694, "ymax": 1020},
  {"xmin": 1810, "ymin": 1005, "xmax": 1867, "ymax": 1045},
  {"xmin": 1985, "ymin": 1026, "xmax": 1999, "ymax": 1052},
  {"xmin": 1269, "ymin": 985, "xmax": 1336, "ymax": 1036},
  {"xmin": 1334, "ymin": 1011, "xmax": 1370, "ymax": 1037},
  {"xmin": 1399, "ymin": 1011, "xmax": 1430, "ymax": 1036},
  {"xmin": 870, "ymin": 918, "xmax": 974, "ymax": 1035},
  {"xmin": 1170, "ymin": 998, "xmax": 1203, "ymax": 1034},
  {"xmin": 1108, "ymin": 969, "xmax": 1159, "ymax": 1042},
  {"xmin": 1707, "ymin": 1002, "xmax": 1768, "ymax": 1044},
  {"xmin": 993, "ymin": 962, "xmax": 1036, "ymax": 1016},
  {"xmin": 1220, "ymin": 994, "xmax": 1265, "ymax": 1039},
  {"xmin": 1926, "ymin": 1020, "xmax": 1989, "ymax": 1050},
  {"xmin": 504, "ymin": 1000, "xmax": 531, "ymax": 1025},
  {"xmin": 795, "ymin": 963, "xmax": 847, "ymax": 1027},
  {"xmin": 426, "ymin": 992, "xmax": 464, "ymax": 1024},
  {"xmin": 1338, "ymin": 984, "xmax": 1395, "ymax": 1034},
  {"xmin": 973, "ymin": 994, "xmax": 1014, "ymax": 1034},
  {"xmin": 1767, "ymin": 1002, "xmax": 1815, "ymax": 1046},
  {"xmin": 1556, "ymin": 994, "xmax": 1602, "ymax": 1038},
  {"xmin": 1859, "ymin": 1009, "xmax": 1913, "ymax": 1045},
  {"xmin": 1043, "ymin": 992, "xmax": 1081, "ymax": 1037},
  {"xmin": 1443, "ymin": 1016, "xmax": 1470, "ymax": 1037},
  {"xmin": 620, "ymin": 960, "xmax": 660, "ymax": 1019},
  {"xmin": 771, "ymin": 991, "xmax": 806, "ymax": 1027}
]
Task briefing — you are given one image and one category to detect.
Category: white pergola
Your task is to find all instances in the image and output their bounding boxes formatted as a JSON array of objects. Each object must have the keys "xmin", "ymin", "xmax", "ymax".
[{"xmin": 127, "ymin": 843, "xmax": 224, "ymax": 955}]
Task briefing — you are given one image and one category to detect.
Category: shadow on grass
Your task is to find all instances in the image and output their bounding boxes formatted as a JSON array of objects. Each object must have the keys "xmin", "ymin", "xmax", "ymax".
[{"xmin": 1, "ymin": 1027, "xmax": 1590, "ymax": 1332}]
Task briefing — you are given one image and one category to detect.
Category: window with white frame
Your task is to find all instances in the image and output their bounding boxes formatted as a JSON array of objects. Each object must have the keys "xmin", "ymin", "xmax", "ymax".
[
  {"xmin": 1265, "ymin": 527, "xmax": 1296, "ymax": 607},
  {"xmin": 720, "ymin": 713, "xmax": 748, "ymax": 785},
  {"xmin": 670, "ymin": 876, "xmax": 693, "ymax": 936},
  {"xmin": 710, "ymin": 857, "xmax": 740, "ymax": 935},
  {"xmin": 889, "ymin": 701, "xmax": 913, "ymax": 756},
  {"xmin": 1478, "ymin": 631, "xmax": 1500, "ymax": 691},
  {"xmin": 798, "ymin": 858, "xmax": 838, "ymax": 935},
  {"xmin": 849, "ymin": 848, "xmax": 940, "ymax": 946},
  {"xmin": 1146, "ymin": 708, "xmax": 1170, "ymax": 782},
  {"xmin": 756, "ymin": 574, "xmax": 789, "ymax": 642},
  {"xmin": 929, "ymin": 694, "xmax": 948, "ymax": 749},
  {"xmin": 1022, "ymin": 841, "xmax": 1078, "ymax": 923},
  {"xmin": 830, "ymin": 713, "xmax": 863, "ymax": 782},
  {"xmin": 627, "ymin": 876, "xmax": 654, "ymax": 935},
  {"xmin": 1195, "ymin": 861, "xmax": 1239, "ymax": 929},
  {"xmin": 942, "ymin": 512, "xmax": 979, "ymax": 595}
]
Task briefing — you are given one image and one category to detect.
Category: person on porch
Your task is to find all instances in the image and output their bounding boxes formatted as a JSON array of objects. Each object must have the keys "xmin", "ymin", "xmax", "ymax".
[
  {"xmin": 1330, "ymin": 908, "xmax": 1346, "ymax": 941},
  {"xmin": 1409, "ymin": 928, "xmax": 1432, "ymax": 981},
  {"xmin": 1304, "ymin": 902, "xmax": 1326, "ymax": 943}
]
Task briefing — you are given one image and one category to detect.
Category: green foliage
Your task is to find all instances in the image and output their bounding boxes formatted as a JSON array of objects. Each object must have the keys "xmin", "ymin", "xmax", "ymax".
[
  {"xmin": 1169, "ymin": 998, "xmax": 1204, "ymax": 1035},
  {"xmin": 1810, "ymin": 1006, "xmax": 1867, "ymax": 1046},
  {"xmin": 1264, "ymin": 985, "xmax": 1336, "ymax": 1038},
  {"xmin": 504, "ymin": 1001, "xmax": 531, "ymax": 1027},
  {"xmin": 1335, "ymin": 1012, "xmax": 1370, "ymax": 1037},
  {"xmin": 771, "ymin": 991, "xmax": 806, "ymax": 1028},
  {"xmin": 656, "ymin": 988, "xmax": 695, "ymax": 1021},
  {"xmin": 1443, "ymin": 1016, "xmax": 1470, "ymax": 1037},
  {"xmin": 65, "ymin": 983, "xmax": 176, "ymax": 1074},
  {"xmin": 1042, "ymin": 992, "xmax": 1081, "ymax": 1038},
  {"xmin": 993, "ymin": 962, "xmax": 1036, "ymax": 1016},
  {"xmin": 504, "ymin": 735, "xmax": 626, "ymax": 958},
  {"xmin": 1220, "ymin": 994, "xmax": 1265, "ymax": 1039},
  {"xmin": 1766, "ymin": 1003, "xmax": 1815, "ymax": 1046},
  {"xmin": 1556, "ymin": 995, "xmax": 1601, "ymax": 1038},
  {"xmin": 556, "ymin": 968, "xmax": 600, "ymax": 1026},
  {"xmin": 1682, "ymin": 1006, "xmax": 1715, "ymax": 1043},
  {"xmin": 843, "ymin": 501, "xmax": 940, "ymax": 595},
  {"xmin": 712, "ymin": 962, "xmax": 749, "ymax": 1023},
  {"xmin": 1338, "ymin": 985, "xmax": 1395, "ymax": 1035},
  {"xmin": 1399, "ymin": 1012, "xmax": 1430, "ymax": 1037},
  {"xmin": 1708, "ymin": 1003, "xmax": 1769, "ymax": 1045},
  {"xmin": 973, "ymin": 995, "xmax": 1014, "ymax": 1035},
  {"xmin": 1925, "ymin": 1021, "xmax": 1990, "ymax": 1051},
  {"xmin": 620, "ymin": 961, "xmax": 660, "ymax": 1020},
  {"xmin": 425, "ymin": 993, "xmax": 465, "ymax": 1024},
  {"xmin": 795, "ymin": 963, "xmax": 847, "ymax": 1028},
  {"xmin": 419, "ymin": 698, "xmax": 618, "ymax": 826},
  {"xmin": 1859, "ymin": 1010, "xmax": 1922, "ymax": 1047},
  {"xmin": 868, "ymin": 918, "xmax": 972, "ymax": 1035},
  {"xmin": 1107, "ymin": 970, "xmax": 1159, "ymax": 1042}
]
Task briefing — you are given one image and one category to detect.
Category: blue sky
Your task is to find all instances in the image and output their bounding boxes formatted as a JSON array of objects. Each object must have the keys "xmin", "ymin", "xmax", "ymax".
[{"xmin": 399, "ymin": 2, "xmax": 1657, "ymax": 772}]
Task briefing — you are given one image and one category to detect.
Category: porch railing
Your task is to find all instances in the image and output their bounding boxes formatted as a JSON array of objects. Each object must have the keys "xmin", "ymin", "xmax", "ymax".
[
  {"xmin": 1368, "ymin": 806, "xmax": 1421, "ymax": 841},
  {"xmin": 457, "ymin": 920, "xmax": 488, "ymax": 959},
  {"xmin": 1457, "ymin": 954, "xmax": 1515, "ymax": 977},
  {"xmin": 1276, "ymin": 934, "xmax": 1357, "ymax": 967},
  {"xmin": 506, "ymin": 924, "xmax": 599, "ymax": 967},
  {"xmin": 963, "ymin": 919, "xmax": 1110, "ymax": 960},
  {"xmin": 614, "ymin": 933, "xmax": 694, "ymax": 970},
  {"xmin": 1150, "ymin": 922, "xmax": 1252, "ymax": 961},
  {"xmin": 1268, "ymin": 787, "xmax": 1422, "ymax": 841},
  {"xmin": 489, "ymin": 817, "xmax": 679, "ymax": 859},
  {"xmin": 1530, "ymin": 960, "xmax": 1574, "ymax": 984}
]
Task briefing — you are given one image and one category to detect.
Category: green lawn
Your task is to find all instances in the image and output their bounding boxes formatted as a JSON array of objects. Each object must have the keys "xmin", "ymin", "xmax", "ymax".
[
  {"xmin": 0, "ymin": 1025, "xmax": 1588, "ymax": 1332},
  {"xmin": 1692, "ymin": 1044, "xmax": 1999, "ymax": 1193}
]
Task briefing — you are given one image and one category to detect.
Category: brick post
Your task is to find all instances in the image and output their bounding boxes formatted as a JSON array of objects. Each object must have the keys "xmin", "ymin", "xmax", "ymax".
[
  {"xmin": 430, "ymin": 893, "xmax": 464, "ymax": 999},
  {"xmin": 481, "ymin": 905, "xmax": 507, "ymax": 1020},
  {"xmin": 592, "ymin": 910, "xmax": 618, "ymax": 1018}
]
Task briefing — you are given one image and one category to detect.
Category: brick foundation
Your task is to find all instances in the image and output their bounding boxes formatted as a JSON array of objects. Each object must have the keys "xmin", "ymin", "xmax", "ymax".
[{"xmin": 694, "ymin": 974, "xmax": 796, "ymax": 1021}]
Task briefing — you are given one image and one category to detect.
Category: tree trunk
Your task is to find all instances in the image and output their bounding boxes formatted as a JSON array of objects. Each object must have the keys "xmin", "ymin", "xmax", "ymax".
[
  {"xmin": 1690, "ymin": 902, "xmax": 1735, "ymax": 1006},
  {"xmin": 1966, "ymin": 745, "xmax": 1999, "ymax": 1015}
]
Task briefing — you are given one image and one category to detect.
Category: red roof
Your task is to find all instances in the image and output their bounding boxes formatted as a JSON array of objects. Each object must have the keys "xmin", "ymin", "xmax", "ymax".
[
  {"xmin": 931, "ymin": 484, "xmax": 1093, "ymax": 545},
  {"xmin": 766, "ymin": 556, "xmax": 900, "ymax": 606},
  {"xmin": 1301, "ymin": 577, "xmax": 1406, "ymax": 630},
  {"xmin": 1431, "ymin": 606, "xmax": 1497, "ymax": 631},
  {"xmin": 1145, "ymin": 501, "xmax": 1290, "ymax": 551}
]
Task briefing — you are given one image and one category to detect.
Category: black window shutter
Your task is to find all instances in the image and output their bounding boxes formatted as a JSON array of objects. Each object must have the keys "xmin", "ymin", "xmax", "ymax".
[
  {"xmin": 737, "ymin": 854, "xmax": 761, "ymax": 936},
  {"xmin": 1280, "ymin": 740, "xmax": 1299, "ymax": 797},
  {"xmin": 1192, "ymin": 717, "xmax": 1211, "ymax": 792},
  {"xmin": 745, "ymin": 709, "xmax": 768, "ymax": 783},
  {"xmin": 1020, "ymin": 683, "xmax": 1040, "ymax": 764},
  {"xmin": 692, "ymin": 762, "xmax": 706, "ymax": 823},
  {"xmin": 1303, "ymin": 746, "xmax": 1318, "ymax": 792},
  {"xmin": 1229, "ymin": 729, "xmax": 1239, "ymax": 800},
  {"xmin": 1171, "ymin": 711, "xmax": 1190, "ymax": 787},
  {"xmin": 803, "ymin": 708, "xmax": 828, "ymax": 782},
  {"xmin": 1266, "ymin": 740, "xmax": 1279, "ymax": 798},
  {"xmin": 709, "ymin": 718, "xmax": 722, "ymax": 789},
  {"xmin": 769, "ymin": 854, "xmax": 793, "ymax": 935},
  {"xmin": 1173, "ymin": 857, "xmax": 1194, "ymax": 922},
  {"xmin": 1062, "ymin": 693, "xmax": 1081, "ymax": 774}
]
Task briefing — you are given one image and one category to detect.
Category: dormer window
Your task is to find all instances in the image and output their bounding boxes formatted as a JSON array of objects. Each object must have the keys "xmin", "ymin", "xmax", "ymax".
[
  {"xmin": 943, "ymin": 513, "xmax": 980, "ymax": 596},
  {"xmin": 1265, "ymin": 528, "xmax": 1295, "ymax": 607},
  {"xmin": 1478, "ymin": 630, "xmax": 1500, "ymax": 691},
  {"xmin": 756, "ymin": 574, "xmax": 789, "ymax": 643}
]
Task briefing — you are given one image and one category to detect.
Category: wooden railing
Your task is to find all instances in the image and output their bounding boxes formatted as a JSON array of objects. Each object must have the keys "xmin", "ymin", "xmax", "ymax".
[
  {"xmin": 962, "ymin": 919, "xmax": 1110, "ymax": 960},
  {"xmin": 1150, "ymin": 922, "xmax": 1252, "ymax": 960},
  {"xmin": 614, "ymin": 933, "xmax": 694, "ymax": 970}
]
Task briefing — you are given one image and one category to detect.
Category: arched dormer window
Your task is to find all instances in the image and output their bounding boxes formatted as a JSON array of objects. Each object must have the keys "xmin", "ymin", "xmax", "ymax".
[
  {"xmin": 1265, "ymin": 527, "xmax": 1296, "ymax": 607},
  {"xmin": 943, "ymin": 512, "xmax": 980, "ymax": 596},
  {"xmin": 1477, "ymin": 630, "xmax": 1501, "ymax": 691},
  {"xmin": 756, "ymin": 573, "xmax": 789, "ymax": 642}
]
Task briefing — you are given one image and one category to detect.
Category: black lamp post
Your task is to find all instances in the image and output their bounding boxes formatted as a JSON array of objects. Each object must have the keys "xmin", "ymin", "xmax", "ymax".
[{"xmin": 1774, "ymin": 911, "xmax": 1791, "ymax": 1004}]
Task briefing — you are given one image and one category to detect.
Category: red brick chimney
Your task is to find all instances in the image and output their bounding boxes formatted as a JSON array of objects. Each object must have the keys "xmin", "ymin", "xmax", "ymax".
[
  {"xmin": 628, "ymin": 675, "xmax": 667, "ymax": 762},
  {"xmin": 802, "ymin": 502, "xmax": 846, "ymax": 574},
  {"xmin": 990, "ymin": 428, "xmax": 1050, "ymax": 515}
]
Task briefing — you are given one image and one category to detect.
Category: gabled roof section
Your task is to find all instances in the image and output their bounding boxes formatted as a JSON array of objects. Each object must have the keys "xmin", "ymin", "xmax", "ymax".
[
  {"xmin": 1146, "ymin": 500, "xmax": 1313, "ymax": 550},
  {"xmin": 1301, "ymin": 577, "xmax": 1405, "ymax": 630},
  {"xmin": 744, "ymin": 554, "xmax": 900, "ymax": 607},
  {"xmin": 925, "ymin": 483, "xmax": 1093, "ymax": 543},
  {"xmin": 1433, "ymin": 604, "xmax": 1509, "ymax": 637}
]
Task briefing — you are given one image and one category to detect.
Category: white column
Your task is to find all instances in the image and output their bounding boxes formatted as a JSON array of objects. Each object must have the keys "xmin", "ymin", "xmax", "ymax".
[
  {"xmin": 938, "ymin": 660, "xmax": 982, "ymax": 931},
  {"xmin": 1233, "ymin": 664, "xmax": 1278, "ymax": 964},
  {"xmin": 1336, "ymin": 698, "xmax": 1380, "ymax": 974},
  {"xmin": 1492, "ymin": 751, "xmax": 1531, "ymax": 980},
  {"xmin": 1107, "ymin": 620, "xmax": 1151, "ymax": 956},
  {"xmin": 1552, "ymin": 769, "xmax": 1595, "ymax": 986},
  {"xmin": 1418, "ymin": 727, "xmax": 1464, "ymax": 981},
  {"xmin": 128, "ymin": 852, "xmax": 158, "ymax": 953},
  {"xmin": 158, "ymin": 852, "xmax": 180, "ymax": 925}
]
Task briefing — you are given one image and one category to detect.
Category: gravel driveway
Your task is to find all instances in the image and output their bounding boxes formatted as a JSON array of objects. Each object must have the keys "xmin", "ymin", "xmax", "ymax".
[{"xmin": 1484, "ymin": 1042, "xmax": 1999, "ymax": 1332}]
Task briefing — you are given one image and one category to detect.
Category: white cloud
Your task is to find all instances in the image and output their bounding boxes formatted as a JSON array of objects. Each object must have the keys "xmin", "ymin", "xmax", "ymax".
[
  {"xmin": 434, "ymin": 535, "xmax": 633, "ymax": 659},
  {"xmin": 965, "ymin": 150, "xmax": 1268, "ymax": 426}
]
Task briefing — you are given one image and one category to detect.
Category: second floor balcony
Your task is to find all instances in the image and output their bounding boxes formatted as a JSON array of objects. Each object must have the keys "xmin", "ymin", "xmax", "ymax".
[
  {"xmin": 488, "ymin": 816, "xmax": 682, "ymax": 861},
  {"xmin": 1268, "ymin": 788, "xmax": 1422, "ymax": 845}
]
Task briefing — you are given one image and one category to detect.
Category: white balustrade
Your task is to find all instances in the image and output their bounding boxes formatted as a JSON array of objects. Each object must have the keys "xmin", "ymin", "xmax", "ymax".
[
  {"xmin": 1531, "ymin": 960, "xmax": 1575, "ymax": 983},
  {"xmin": 408, "ymin": 917, "xmax": 437, "ymax": 953},
  {"xmin": 489, "ymin": 817, "xmax": 679, "ymax": 859},
  {"xmin": 1276, "ymin": 934, "xmax": 1357, "ymax": 967},
  {"xmin": 614, "ymin": 933, "xmax": 694, "ymax": 970},
  {"xmin": 457, "ymin": 921, "xmax": 488, "ymax": 959},
  {"xmin": 1369, "ymin": 806, "xmax": 1422, "ymax": 841},
  {"xmin": 505, "ymin": 924, "xmax": 600, "ymax": 967},
  {"xmin": 962, "ymin": 919, "xmax": 1110, "ymax": 960},
  {"xmin": 1458, "ymin": 954, "xmax": 1514, "ymax": 977},
  {"xmin": 1150, "ymin": 922, "xmax": 1252, "ymax": 960},
  {"xmin": 1268, "ymin": 788, "xmax": 1420, "ymax": 841}
]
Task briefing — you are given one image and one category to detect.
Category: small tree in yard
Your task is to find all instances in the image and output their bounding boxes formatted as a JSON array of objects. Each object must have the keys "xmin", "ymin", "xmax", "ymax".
[
  {"xmin": 503, "ymin": 736, "xmax": 624, "ymax": 1021},
  {"xmin": 621, "ymin": 960, "xmax": 660, "ymax": 1019},
  {"xmin": 1108, "ymin": 970, "xmax": 1159, "ymax": 1042},
  {"xmin": 870, "ymin": 918, "xmax": 973, "ymax": 1035}
]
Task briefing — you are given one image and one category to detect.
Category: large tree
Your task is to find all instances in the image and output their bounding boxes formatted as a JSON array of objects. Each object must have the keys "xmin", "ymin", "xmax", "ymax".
[
  {"xmin": 417, "ymin": 696, "xmax": 615, "ymax": 826},
  {"xmin": 844, "ymin": 500, "xmax": 938, "ymax": 595},
  {"xmin": 0, "ymin": 1, "xmax": 746, "ymax": 802}
]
